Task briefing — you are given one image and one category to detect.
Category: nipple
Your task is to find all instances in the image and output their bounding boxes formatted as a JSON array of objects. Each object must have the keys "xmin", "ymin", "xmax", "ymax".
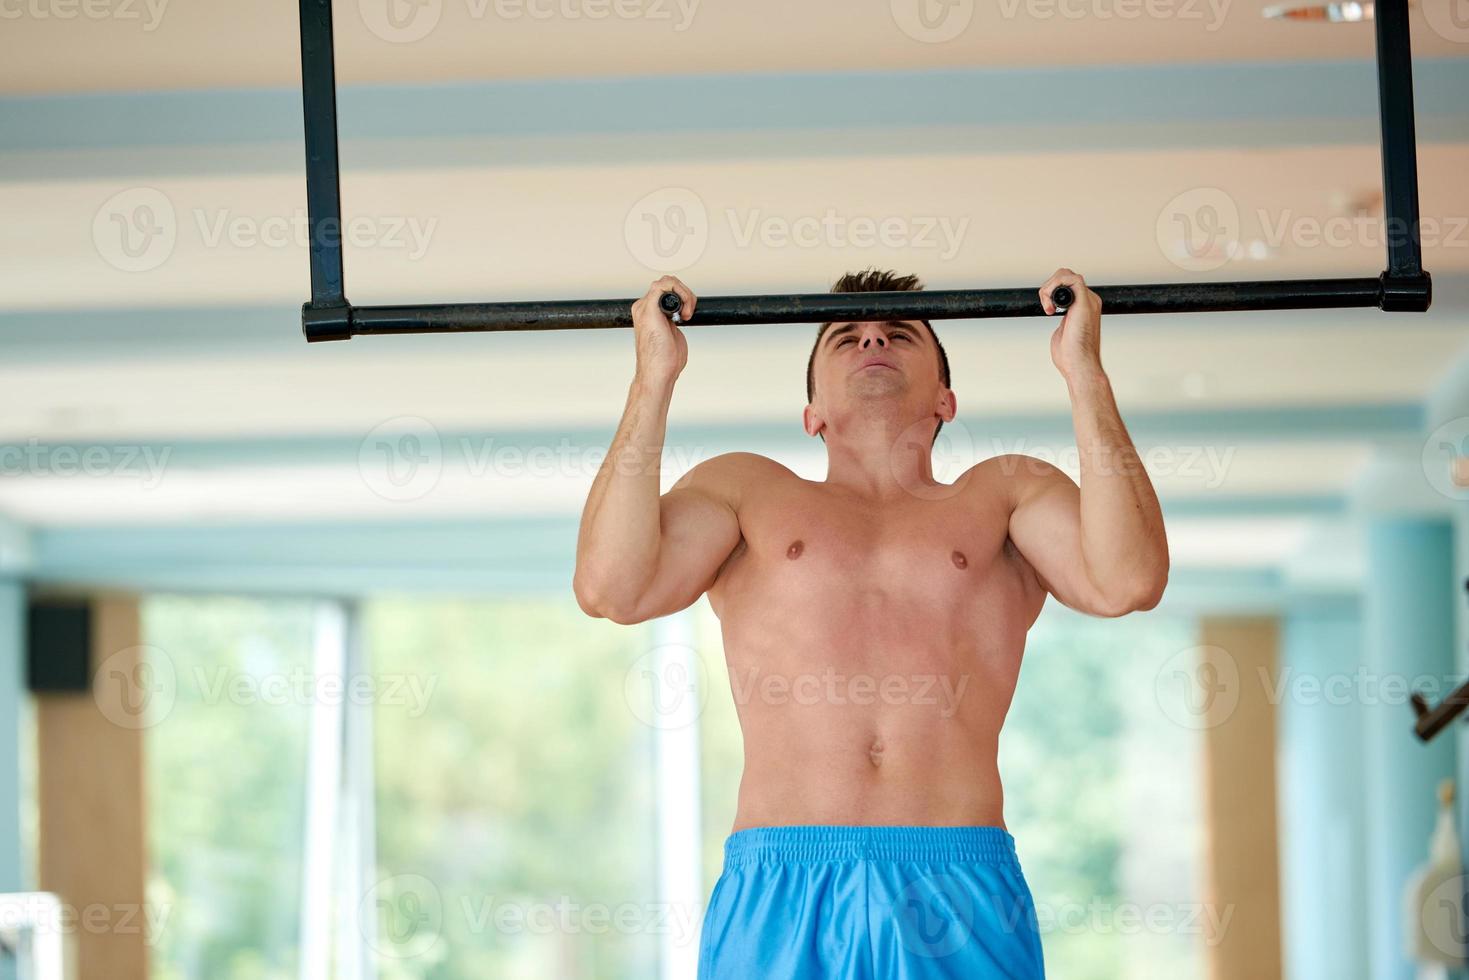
[
  {"xmin": 951, "ymin": 550, "xmax": 968, "ymax": 570},
  {"xmin": 787, "ymin": 540, "xmax": 804, "ymax": 560}
]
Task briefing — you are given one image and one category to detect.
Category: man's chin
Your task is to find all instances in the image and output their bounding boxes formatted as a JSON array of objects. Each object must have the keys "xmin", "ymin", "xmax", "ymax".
[{"xmin": 847, "ymin": 376, "xmax": 908, "ymax": 399}]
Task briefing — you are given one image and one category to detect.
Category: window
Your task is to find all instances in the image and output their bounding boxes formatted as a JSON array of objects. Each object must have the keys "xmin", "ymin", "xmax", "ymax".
[
  {"xmin": 365, "ymin": 597, "xmax": 660, "ymax": 979},
  {"xmin": 1002, "ymin": 609, "xmax": 1205, "ymax": 980},
  {"xmin": 143, "ymin": 596, "xmax": 318, "ymax": 980}
]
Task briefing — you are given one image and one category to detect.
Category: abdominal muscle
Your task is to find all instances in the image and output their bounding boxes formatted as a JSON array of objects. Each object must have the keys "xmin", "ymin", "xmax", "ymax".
[
  {"xmin": 712, "ymin": 585, "xmax": 1033, "ymax": 833},
  {"xmin": 730, "ymin": 701, "xmax": 1010, "ymax": 831}
]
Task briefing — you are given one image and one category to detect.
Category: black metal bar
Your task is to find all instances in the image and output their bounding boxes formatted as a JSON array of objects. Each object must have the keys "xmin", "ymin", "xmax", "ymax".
[
  {"xmin": 1409, "ymin": 580, "xmax": 1469, "ymax": 743},
  {"xmin": 1412, "ymin": 680, "xmax": 1469, "ymax": 742},
  {"xmin": 1374, "ymin": 0, "xmax": 1427, "ymax": 283},
  {"xmin": 320, "ymin": 277, "xmax": 1401, "ymax": 339},
  {"xmin": 298, "ymin": 0, "xmax": 348, "ymax": 312}
]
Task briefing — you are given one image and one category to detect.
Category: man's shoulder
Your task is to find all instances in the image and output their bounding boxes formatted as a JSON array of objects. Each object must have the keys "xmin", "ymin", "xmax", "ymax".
[
  {"xmin": 965, "ymin": 454, "xmax": 1069, "ymax": 483},
  {"xmin": 673, "ymin": 451, "xmax": 798, "ymax": 500},
  {"xmin": 958, "ymin": 454, "xmax": 1073, "ymax": 504}
]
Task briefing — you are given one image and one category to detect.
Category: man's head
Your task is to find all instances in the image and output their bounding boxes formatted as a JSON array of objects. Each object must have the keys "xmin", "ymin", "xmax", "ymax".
[{"xmin": 804, "ymin": 269, "xmax": 953, "ymax": 446}]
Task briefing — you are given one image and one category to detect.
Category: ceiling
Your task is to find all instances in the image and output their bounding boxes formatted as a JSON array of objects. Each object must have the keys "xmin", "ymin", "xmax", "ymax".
[
  {"xmin": 6, "ymin": 142, "xmax": 1469, "ymax": 311},
  {"xmin": 2, "ymin": 0, "xmax": 1467, "ymax": 93}
]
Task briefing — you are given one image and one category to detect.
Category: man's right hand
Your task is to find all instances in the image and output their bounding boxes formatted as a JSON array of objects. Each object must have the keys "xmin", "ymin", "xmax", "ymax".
[{"xmin": 631, "ymin": 276, "xmax": 696, "ymax": 389}]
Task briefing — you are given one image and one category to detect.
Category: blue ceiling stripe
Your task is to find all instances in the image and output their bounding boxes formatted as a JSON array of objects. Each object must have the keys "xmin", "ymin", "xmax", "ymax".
[{"xmin": 3, "ymin": 58, "xmax": 1466, "ymax": 152}]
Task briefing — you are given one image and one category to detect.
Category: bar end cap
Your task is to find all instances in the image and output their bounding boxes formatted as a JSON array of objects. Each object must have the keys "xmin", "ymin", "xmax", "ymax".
[
  {"xmin": 1379, "ymin": 270, "xmax": 1432, "ymax": 312},
  {"xmin": 302, "ymin": 302, "xmax": 354, "ymax": 342}
]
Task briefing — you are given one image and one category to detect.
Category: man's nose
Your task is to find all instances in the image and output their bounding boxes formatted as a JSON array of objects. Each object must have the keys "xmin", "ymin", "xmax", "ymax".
[{"xmin": 859, "ymin": 327, "xmax": 888, "ymax": 348}]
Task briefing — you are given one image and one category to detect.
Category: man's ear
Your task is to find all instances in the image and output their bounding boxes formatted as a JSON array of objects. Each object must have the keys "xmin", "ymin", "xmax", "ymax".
[
  {"xmin": 802, "ymin": 403, "xmax": 826, "ymax": 439},
  {"xmin": 936, "ymin": 389, "xmax": 957, "ymax": 424}
]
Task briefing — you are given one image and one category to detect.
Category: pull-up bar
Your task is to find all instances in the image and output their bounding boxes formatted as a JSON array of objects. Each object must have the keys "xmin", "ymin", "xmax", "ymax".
[{"xmin": 296, "ymin": 0, "xmax": 1431, "ymax": 343}]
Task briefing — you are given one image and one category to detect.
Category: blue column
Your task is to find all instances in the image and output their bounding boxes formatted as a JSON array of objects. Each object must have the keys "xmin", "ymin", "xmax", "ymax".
[
  {"xmin": 1364, "ymin": 518, "xmax": 1458, "ymax": 980},
  {"xmin": 1279, "ymin": 598, "xmax": 1369, "ymax": 980},
  {"xmin": 1457, "ymin": 510, "xmax": 1469, "ymax": 860},
  {"xmin": 0, "ymin": 580, "xmax": 21, "ymax": 896}
]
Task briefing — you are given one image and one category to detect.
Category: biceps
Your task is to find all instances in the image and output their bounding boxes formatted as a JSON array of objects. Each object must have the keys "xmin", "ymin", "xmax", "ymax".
[
  {"xmin": 1009, "ymin": 482, "xmax": 1110, "ymax": 615},
  {"xmin": 628, "ymin": 487, "xmax": 742, "ymax": 621}
]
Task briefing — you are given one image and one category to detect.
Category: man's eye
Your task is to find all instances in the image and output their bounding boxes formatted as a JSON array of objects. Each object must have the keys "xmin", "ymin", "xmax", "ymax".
[
  {"xmin": 892, "ymin": 333, "xmax": 912, "ymax": 342},
  {"xmin": 837, "ymin": 337, "xmax": 855, "ymax": 347}
]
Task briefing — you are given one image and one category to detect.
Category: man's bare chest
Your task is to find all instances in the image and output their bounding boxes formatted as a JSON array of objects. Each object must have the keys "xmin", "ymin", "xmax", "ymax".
[{"xmin": 710, "ymin": 483, "xmax": 1033, "ymax": 615}]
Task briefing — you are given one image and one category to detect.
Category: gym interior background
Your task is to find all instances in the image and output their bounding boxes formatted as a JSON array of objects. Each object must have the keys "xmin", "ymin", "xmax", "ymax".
[{"xmin": 2, "ymin": 1, "xmax": 1469, "ymax": 978}]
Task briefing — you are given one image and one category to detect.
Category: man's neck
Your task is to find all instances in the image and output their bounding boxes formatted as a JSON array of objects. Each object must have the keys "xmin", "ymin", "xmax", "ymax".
[{"xmin": 821, "ymin": 410, "xmax": 940, "ymax": 500}]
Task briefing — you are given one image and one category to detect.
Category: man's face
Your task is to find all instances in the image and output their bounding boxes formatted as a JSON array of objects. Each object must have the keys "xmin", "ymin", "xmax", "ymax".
[{"xmin": 805, "ymin": 319, "xmax": 953, "ymax": 438}]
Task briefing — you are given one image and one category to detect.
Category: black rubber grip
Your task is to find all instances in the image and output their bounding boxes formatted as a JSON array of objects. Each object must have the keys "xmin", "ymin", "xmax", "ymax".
[
  {"xmin": 1051, "ymin": 285, "xmax": 1075, "ymax": 313},
  {"xmin": 659, "ymin": 291, "xmax": 683, "ymax": 317}
]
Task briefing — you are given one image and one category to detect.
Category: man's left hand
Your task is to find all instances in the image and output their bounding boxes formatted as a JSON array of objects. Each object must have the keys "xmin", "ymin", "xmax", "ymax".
[{"xmin": 1039, "ymin": 268, "xmax": 1104, "ymax": 384}]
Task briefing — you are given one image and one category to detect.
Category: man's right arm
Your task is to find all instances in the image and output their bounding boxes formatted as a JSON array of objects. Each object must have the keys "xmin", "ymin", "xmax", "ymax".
[{"xmin": 573, "ymin": 276, "xmax": 743, "ymax": 624}]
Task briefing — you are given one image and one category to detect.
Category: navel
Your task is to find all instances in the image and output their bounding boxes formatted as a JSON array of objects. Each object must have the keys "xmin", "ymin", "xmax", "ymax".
[
  {"xmin": 868, "ymin": 739, "xmax": 885, "ymax": 768},
  {"xmin": 786, "ymin": 540, "xmax": 804, "ymax": 560},
  {"xmin": 951, "ymin": 550, "xmax": 968, "ymax": 570}
]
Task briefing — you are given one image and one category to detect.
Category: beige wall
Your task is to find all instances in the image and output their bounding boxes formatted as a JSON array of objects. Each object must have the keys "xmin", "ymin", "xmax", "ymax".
[
  {"xmin": 1198, "ymin": 615, "xmax": 1284, "ymax": 980},
  {"xmin": 35, "ymin": 596, "xmax": 148, "ymax": 980}
]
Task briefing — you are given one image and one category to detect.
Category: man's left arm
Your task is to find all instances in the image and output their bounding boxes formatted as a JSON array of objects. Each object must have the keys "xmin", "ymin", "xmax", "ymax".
[{"xmin": 1004, "ymin": 268, "xmax": 1170, "ymax": 618}]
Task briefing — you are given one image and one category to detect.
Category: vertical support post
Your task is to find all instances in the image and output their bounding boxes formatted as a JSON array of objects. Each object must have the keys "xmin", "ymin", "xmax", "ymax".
[
  {"xmin": 0, "ymin": 583, "xmax": 23, "ymax": 899},
  {"xmin": 1198, "ymin": 615, "xmax": 1286, "ymax": 980},
  {"xmin": 336, "ymin": 600, "xmax": 378, "ymax": 980},
  {"xmin": 298, "ymin": 0, "xmax": 353, "ymax": 340},
  {"xmin": 0, "ymin": 526, "xmax": 30, "ymax": 980},
  {"xmin": 1363, "ymin": 518, "xmax": 1457, "ymax": 980},
  {"xmin": 1278, "ymin": 600, "xmax": 1370, "ymax": 980},
  {"xmin": 35, "ymin": 596, "xmax": 149, "ymax": 980},
  {"xmin": 651, "ymin": 612, "xmax": 703, "ymax": 980},
  {"xmin": 1373, "ymin": 0, "xmax": 1432, "ymax": 310},
  {"xmin": 299, "ymin": 0, "xmax": 346, "ymax": 305},
  {"xmin": 298, "ymin": 601, "xmax": 347, "ymax": 980}
]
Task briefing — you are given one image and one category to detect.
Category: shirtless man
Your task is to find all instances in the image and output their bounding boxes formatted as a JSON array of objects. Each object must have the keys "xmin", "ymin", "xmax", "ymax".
[{"xmin": 574, "ymin": 267, "xmax": 1169, "ymax": 979}]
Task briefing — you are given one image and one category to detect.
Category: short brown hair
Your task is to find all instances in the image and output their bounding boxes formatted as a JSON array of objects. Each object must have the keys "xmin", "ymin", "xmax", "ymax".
[{"xmin": 805, "ymin": 269, "xmax": 952, "ymax": 443}]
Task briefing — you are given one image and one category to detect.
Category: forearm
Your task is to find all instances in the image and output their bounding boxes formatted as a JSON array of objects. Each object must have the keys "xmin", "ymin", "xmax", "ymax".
[
  {"xmin": 1066, "ymin": 369, "xmax": 1169, "ymax": 606},
  {"xmin": 574, "ymin": 373, "xmax": 673, "ymax": 611}
]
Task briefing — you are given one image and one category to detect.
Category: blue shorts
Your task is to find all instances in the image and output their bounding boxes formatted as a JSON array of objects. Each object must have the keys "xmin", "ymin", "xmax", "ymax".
[{"xmin": 698, "ymin": 825, "xmax": 1045, "ymax": 979}]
